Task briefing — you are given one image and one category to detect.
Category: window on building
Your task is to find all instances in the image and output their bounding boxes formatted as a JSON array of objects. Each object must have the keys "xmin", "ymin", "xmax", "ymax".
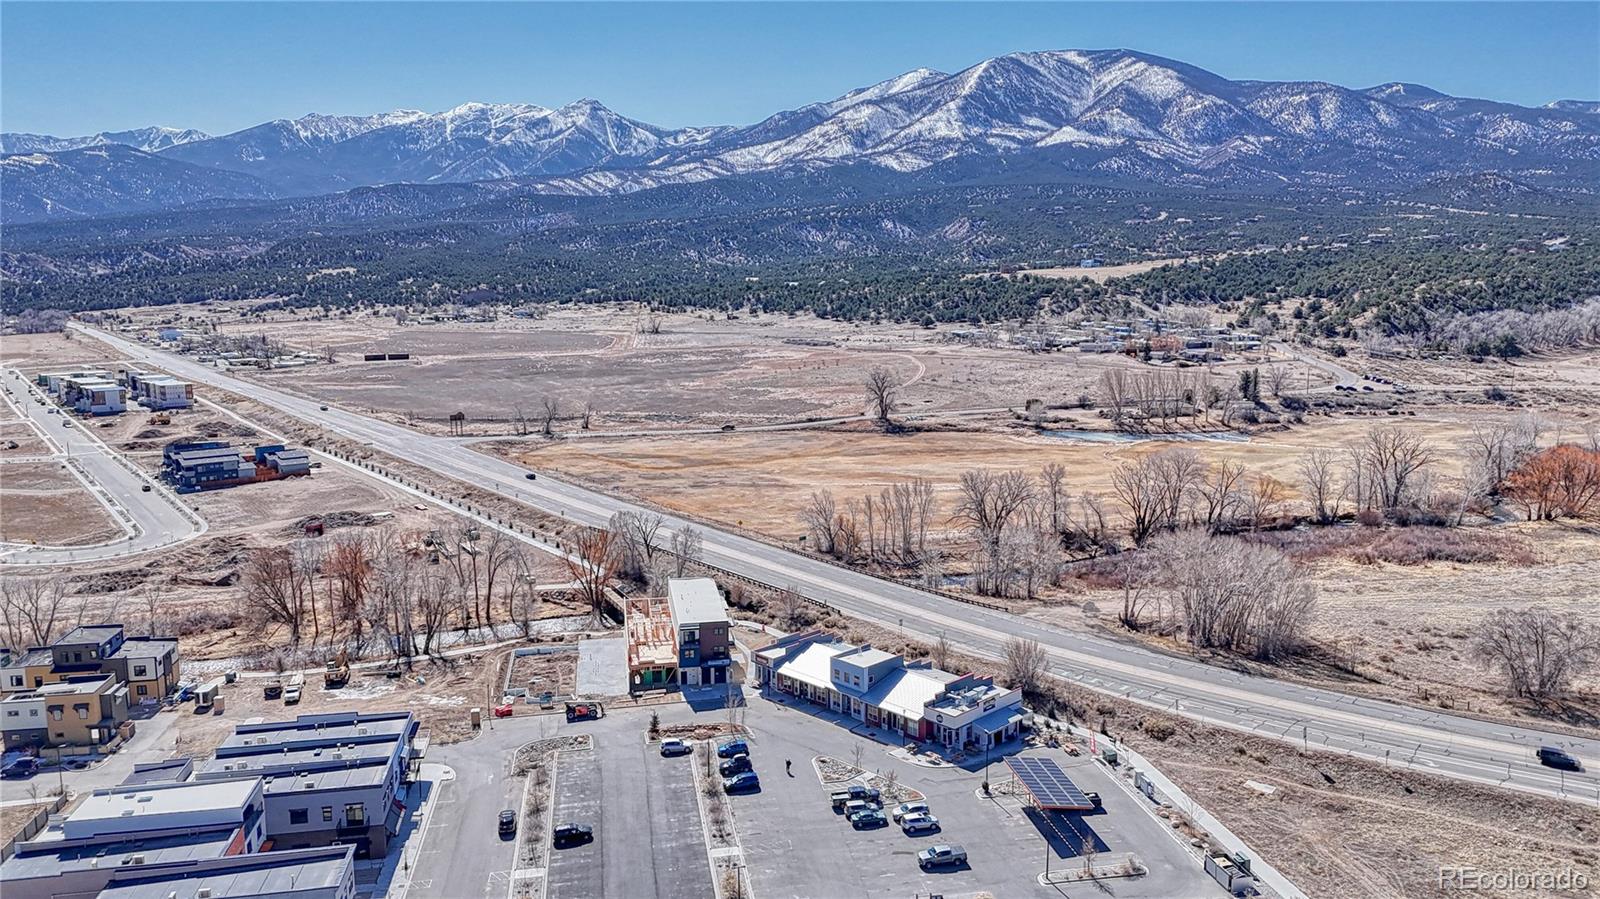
[
  {"xmin": 6, "ymin": 676, "xmax": 19, "ymax": 688},
  {"xmin": 49, "ymin": 707, "xmax": 62, "ymax": 722},
  {"xmin": 289, "ymin": 809, "xmax": 309, "ymax": 825},
  {"xmin": 344, "ymin": 803, "xmax": 365, "ymax": 826},
  {"xmin": 322, "ymin": 807, "xmax": 334, "ymax": 822},
  {"xmin": 75, "ymin": 704, "xmax": 90, "ymax": 720},
  {"xmin": 3, "ymin": 710, "xmax": 16, "ymax": 718},
  {"xmin": 72, "ymin": 652, "xmax": 83, "ymax": 663},
  {"xmin": 137, "ymin": 685, "xmax": 149, "ymax": 696},
  {"xmin": 133, "ymin": 665, "xmax": 148, "ymax": 678}
]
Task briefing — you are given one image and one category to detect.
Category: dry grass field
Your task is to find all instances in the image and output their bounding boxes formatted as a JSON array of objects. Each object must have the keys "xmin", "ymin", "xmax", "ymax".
[
  {"xmin": 0, "ymin": 330, "xmax": 124, "ymax": 371},
  {"xmin": 185, "ymin": 304, "xmax": 1318, "ymax": 433},
  {"xmin": 504, "ymin": 412, "xmax": 1488, "ymax": 539},
  {"xmin": 0, "ymin": 460, "xmax": 124, "ymax": 546}
]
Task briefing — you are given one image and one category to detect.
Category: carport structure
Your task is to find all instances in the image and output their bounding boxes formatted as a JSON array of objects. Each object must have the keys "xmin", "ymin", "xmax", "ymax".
[{"xmin": 1004, "ymin": 756, "xmax": 1096, "ymax": 811}]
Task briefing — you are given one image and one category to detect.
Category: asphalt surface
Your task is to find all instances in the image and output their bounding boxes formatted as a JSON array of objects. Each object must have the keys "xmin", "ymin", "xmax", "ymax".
[
  {"xmin": 77, "ymin": 325, "xmax": 1600, "ymax": 806},
  {"xmin": 0, "ymin": 368, "xmax": 203, "ymax": 566}
]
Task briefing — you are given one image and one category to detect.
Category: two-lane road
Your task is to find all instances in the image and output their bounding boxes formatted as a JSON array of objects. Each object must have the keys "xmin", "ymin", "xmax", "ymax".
[
  {"xmin": 77, "ymin": 325, "xmax": 1600, "ymax": 805},
  {"xmin": 0, "ymin": 368, "xmax": 203, "ymax": 566}
]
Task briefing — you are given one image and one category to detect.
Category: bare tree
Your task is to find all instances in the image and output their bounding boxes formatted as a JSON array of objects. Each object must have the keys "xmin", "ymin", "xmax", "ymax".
[
  {"xmin": 540, "ymin": 396, "xmax": 561, "ymax": 437},
  {"xmin": 930, "ymin": 631, "xmax": 953, "ymax": 671},
  {"xmin": 1265, "ymin": 364, "xmax": 1289, "ymax": 398},
  {"xmin": 864, "ymin": 366, "xmax": 900, "ymax": 424},
  {"xmin": 799, "ymin": 490, "xmax": 840, "ymax": 556},
  {"xmin": 1002, "ymin": 637, "xmax": 1049, "ymax": 695},
  {"xmin": 952, "ymin": 470, "xmax": 1034, "ymax": 596},
  {"xmin": 774, "ymin": 585, "xmax": 809, "ymax": 630},
  {"xmin": 0, "ymin": 575, "xmax": 70, "ymax": 649},
  {"xmin": 1460, "ymin": 419, "xmax": 1539, "ymax": 499},
  {"xmin": 564, "ymin": 528, "xmax": 620, "ymax": 623},
  {"xmin": 1040, "ymin": 463, "xmax": 1069, "ymax": 536},
  {"xmin": 1353, "ymin": 426, "xmax": 1437, "ymax": 513},
  {"xmin": 1148, "ymin": 531, "xmax": 1316, "ymax": 660},
  {"xmin": 1110, "ymin": 449, "xmax": 1201, "ymax": 544},
  {"xmin": 1194, "ymin": 460, "xmax": 1246, "ymax": 534},
  {"xmin": 1473, "ymin": 608, "xmax": 1600, "ymax": 700},
  {"xmin": 1296, "ymin": 449, "xmax": 1345, "ymax": 524},
  {"xmin": 241, "ymin": 547, "xmax": 309, "ymax": 646},
  {"xmin": 670, "ymin": 524, "xmax": 703, "ymax": 577}
]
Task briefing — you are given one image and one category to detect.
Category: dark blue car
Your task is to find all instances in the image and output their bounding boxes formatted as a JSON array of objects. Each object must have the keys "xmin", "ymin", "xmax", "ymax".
[
  {"xmin": 723, "ymin": 772, "xmax": 760, "ymax": 793},
  {"xmin": 716, "ymin": 739, "xmax": 749, "ymax": 759}
]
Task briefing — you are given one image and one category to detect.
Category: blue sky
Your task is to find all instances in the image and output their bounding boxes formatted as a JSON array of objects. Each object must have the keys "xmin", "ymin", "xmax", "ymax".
[{"xmin": 3, "ymin": 2, "xmax": 1596, "ymax": 136}]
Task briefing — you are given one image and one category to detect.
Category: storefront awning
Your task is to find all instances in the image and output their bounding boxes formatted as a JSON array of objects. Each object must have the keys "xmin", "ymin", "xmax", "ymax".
[{"xmin": 973, "ymin": 706, "xmax": 1024, "ymax": 734}]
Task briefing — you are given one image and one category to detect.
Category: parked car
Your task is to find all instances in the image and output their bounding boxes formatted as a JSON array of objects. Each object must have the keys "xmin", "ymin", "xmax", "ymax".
[
  {"xmin": 849, "ymin": 808, "xmax": 888, "ymax": 829},
  {"xmin": 493, "ymin": 703, "xmax": 514, "ymax": 718},
  {"xmin": 900, "ymin": 812, "xmax": 940, "ymax": 834},
  {"xmin": 830, "ymin": 784, "xmax": 881, "ymax": 810},
  {"xmin": 141, "ymin": 484, "xmax": 152, "ymax": 492},
  {"xmin": 552, "ymin": 823, "xmax": 593, "ymax": 847},
  {"xmin": 1537, "ymin": 746, "xmax": 1584, "ymax": 772},
  {"xmin": 843, "ymin": 799, "xmax": 881, "ymax": 818},
  {"xmin": 718, "ymin": 754, "xmax": 752, "ymax": 776},
  {"xmin": 0, "ymin": 758, "xmax": 38, "ymax": 779},
  {"xmin": 723, "ymin": 772, "xmax": 761, "ymax": 793},
  {"xmin": 891, "ymin": 801, "xmax": 929, "ymax": 822},
  {"xmin": 716, "ymin": 739, "xmax": 749, "ymax": 759},
  {"xmin": 659, "ymin": 738, "xmax": 691, "ymax": 757},
  {"xmin": 498, "ymin": 809, "xmax": 517, "ymax": 836},
  {"xmin": 283, "ymin": 686, "xmax": 302, "ymax": 704},
  {"xmin": 917, "ymin": 844, "xmax": 967, "ymax": 870}
]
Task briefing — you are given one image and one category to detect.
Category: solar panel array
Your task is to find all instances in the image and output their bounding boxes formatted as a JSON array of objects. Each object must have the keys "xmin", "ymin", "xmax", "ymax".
[{"xmin": 1005, "ymin": 756, "xmax": 1093, "ymax": 810}]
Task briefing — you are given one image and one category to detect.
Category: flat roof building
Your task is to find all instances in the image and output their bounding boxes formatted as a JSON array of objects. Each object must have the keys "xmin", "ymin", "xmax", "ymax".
[{"xmin": 666, "ymin": 578, "xmax": 731, "ymax": 687}]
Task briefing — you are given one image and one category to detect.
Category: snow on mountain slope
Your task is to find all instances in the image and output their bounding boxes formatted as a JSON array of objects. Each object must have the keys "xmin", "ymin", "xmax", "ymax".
[
  {"xmin": 1, "ymin": 126, "xmax": 210, "ymax": 154},
  {"xmin": 8, "ymin": 47, "xmax": 1598, "ymax": 219}
]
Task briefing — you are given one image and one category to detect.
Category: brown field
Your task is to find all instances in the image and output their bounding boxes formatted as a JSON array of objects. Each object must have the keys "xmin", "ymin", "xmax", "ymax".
[
  {"xmin": 194, "ymin": 305, "xmax": 1316, "ymax": 433},
  {"xmin": 505, "ymin": 412, "xmax": 1484, "ymax": 540},
  {"xmin": 0, "ymin": 330, "xmax": 124, "ymax": 372},
  {"xmin": 0, "ymin": 459, "xmax": 124, "ymax": 546}
]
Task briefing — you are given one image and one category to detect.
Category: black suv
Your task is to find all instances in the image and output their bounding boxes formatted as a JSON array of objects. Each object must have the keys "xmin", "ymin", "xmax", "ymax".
[
  {"xmin": 1537, "ymin": 746, "xmax": 1583, "ymax": 772},
  {"xmin": 553, "ymin": 823, "xmax": 594, "ymax": 847},
  {"xmin": 498, "ymin": 809, "xmax": 517, "ymax": 836}
]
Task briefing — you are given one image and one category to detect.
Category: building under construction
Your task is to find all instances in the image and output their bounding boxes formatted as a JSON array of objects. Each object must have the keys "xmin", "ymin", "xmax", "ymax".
[{"xmin": 625, "ymin": 595, "xmax": 678, "ymax": 691}]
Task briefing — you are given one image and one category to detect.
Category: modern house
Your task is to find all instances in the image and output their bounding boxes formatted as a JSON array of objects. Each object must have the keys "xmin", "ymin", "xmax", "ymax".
[
  {"xmin": 127, "ymin": 373, "xmax": 195, "ymax": 410},
  {"xmin": 194, "ymin": 711, "xmax": 419, "ymax": 857},
  {"xmin": 0, "ymin": 779, "xmax": 271, "ymax": 899},
  {"xmin": 161, "ymin": 441, "xmax": 312, "ymax": 492},
  {"xmin": 1, "ymin": 624, "xmax": 181, "ymax": 704},
  {"xmin": 755, "ymin": 630, "xmax": 1025, "ymax": 751},
  {"xmin": 666, "ymin": 578, "xmax": 731, "ymax": 686},
  {"xmin": 61, "ymin": 378, "xmax": 127, "ymax": 415},
  {"xmin": 0, "ymin": 674, "xmax": 130, "ymax": 751}
]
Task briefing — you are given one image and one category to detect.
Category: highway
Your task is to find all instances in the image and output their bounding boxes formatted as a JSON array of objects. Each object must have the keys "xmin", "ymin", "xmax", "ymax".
[
  {"xmin": 0, "ymin": 367, "xmax": 203, "ymax": 566},
  {"xmin": 75, "ymin": 325, "xmax": 1600, "ymax": 805}
]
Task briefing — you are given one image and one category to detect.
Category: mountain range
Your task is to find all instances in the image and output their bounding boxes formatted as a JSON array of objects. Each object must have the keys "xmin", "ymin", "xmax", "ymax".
[{"xmin": 3, "ymin": 48, "xmax": 1597, "ymax": 223}]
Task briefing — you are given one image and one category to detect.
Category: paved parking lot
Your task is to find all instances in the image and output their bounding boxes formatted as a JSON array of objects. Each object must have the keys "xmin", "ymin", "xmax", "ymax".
[
  {"xmin": 732, "ymin": 692, "xmax": 1229, "ymax": 899},
  {"xmin": 415, "ymin": 687, "xmax": 1227, "ymax": 899},
  {"xmin": 547, "ymin": 748, "xmax": 604, "ymax": 899},
  {"xmin": 546, "ymin": 730, "xmax": 714, "ymax": 899}
]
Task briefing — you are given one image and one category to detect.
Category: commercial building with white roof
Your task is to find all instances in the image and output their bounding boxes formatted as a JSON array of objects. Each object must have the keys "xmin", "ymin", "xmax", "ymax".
[
  {"xmin": 754, "ymin": 630, "xmax": 1024, "ymax": 749},
  {"xmin": 665, "ymin": 577, "xmax": 732, "ymax": 686}
]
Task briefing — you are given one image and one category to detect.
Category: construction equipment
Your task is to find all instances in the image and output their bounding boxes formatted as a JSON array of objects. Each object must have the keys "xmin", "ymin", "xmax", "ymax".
[
  {"xmin": 565, "ymin": 701, "xmax": 603, "ymax": 722},
  {"xmin": 323, "ymin": 649, "xmax": 350, "ymax": 689}
]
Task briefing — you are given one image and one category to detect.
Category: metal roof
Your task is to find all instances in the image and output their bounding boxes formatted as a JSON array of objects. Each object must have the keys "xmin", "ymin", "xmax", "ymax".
[{"xmin": 1005, "ymin": 756, "xmax": 1094, "ymax": 810}]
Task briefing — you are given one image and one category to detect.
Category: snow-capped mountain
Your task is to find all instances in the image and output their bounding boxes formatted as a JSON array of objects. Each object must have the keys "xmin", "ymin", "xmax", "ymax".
[
  {"xmin": 542, "ymin": 49, "xmax": 1599, "ymax": 195},
  {"xmin": 5, "ymin": 48, "xmax": 1597, "ymax": 222},
  {"xmin": 0, "ymin": 144, "xmax": 276, "ymax": 222},
  {"xmin": 0, "ymin": 126, "xmax": 210, "ymax": 155}
]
